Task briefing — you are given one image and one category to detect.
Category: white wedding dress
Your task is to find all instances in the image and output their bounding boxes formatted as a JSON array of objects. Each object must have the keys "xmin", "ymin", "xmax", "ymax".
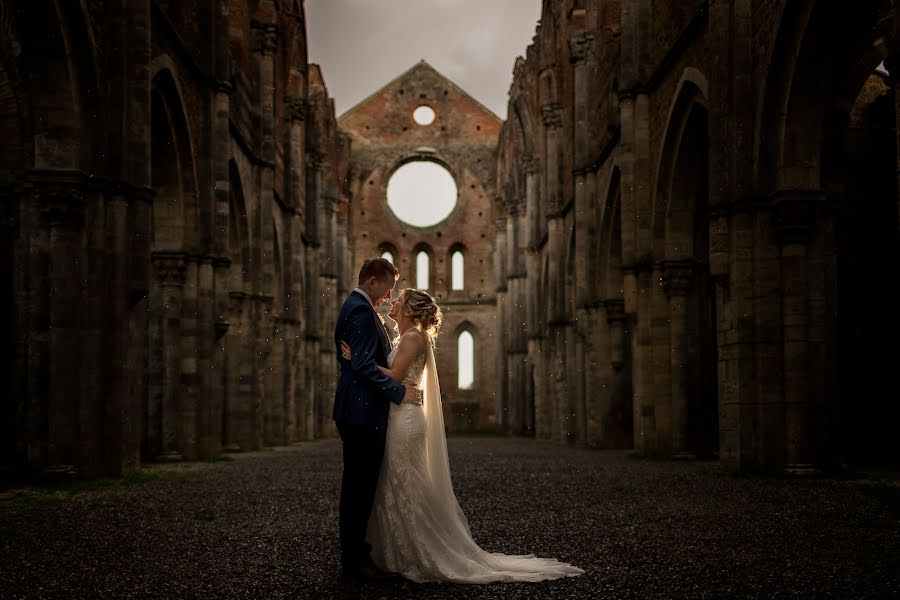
[{"xmin": 366, "ymin": 330, "xmax": 585, "ymax": 583}]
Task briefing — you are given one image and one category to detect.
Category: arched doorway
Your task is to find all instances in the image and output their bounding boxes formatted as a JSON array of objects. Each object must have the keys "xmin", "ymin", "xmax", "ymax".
[
  {"xmin": 656, "ymin": 81, "xmax": 719, "ymax": 459},
  {"xmin": 598, "ymin": 169, "xmax": 634, "ymax": 449},
  {"xmin": 0, "ymin": 46, "xmax": 25, "ymax": 473},
  {"xmin": 145, "ymin": 67, "xmax": 198, "ymax": 462},
  {"xmin": 758, "ymin": 1, "xmax": 899, "ymax": 470}
]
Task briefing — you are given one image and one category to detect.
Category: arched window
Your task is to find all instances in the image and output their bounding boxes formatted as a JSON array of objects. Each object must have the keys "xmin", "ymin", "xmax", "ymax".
[
  {"xmin": 451, "ymin": 250, "xmax": 464, "ymax": 290},
  {"xmin": 381, "ymin": 250, "xmax": 394, "ymax": 264},
  {"xmin": 416, "ymin": 251, "xmax": 429, "ymax": 290},
  {"xmin": 458, "ymin": 331, "xmax": 474, "ymax": 389}
]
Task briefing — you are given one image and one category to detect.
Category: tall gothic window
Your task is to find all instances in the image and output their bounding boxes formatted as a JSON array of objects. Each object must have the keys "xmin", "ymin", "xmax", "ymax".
[
  {"xmin": 458, "ymin": 331, "xmax": 474, "ymax": 389},
  {"xmin": 416, "ymin": 251, "xmax": 429, "ymax": 290},
  {"xmin": 381, "ymin": 250, "xmax": 394, "ymax": 264},
  {"xmin": 451, "ymin": 250, "xmax": 464, "ymax": 290}
]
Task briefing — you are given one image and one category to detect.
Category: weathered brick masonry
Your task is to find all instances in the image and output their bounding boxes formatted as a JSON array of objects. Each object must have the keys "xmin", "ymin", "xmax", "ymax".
[
  {"xmin": 340, "ymin": 61, "xmax": 500, "ymax": 432},
  {"xmin": 3, "ymin": 0, "xmax": 899, "ymax": 476},
  {"xmin": 0, "ymin": 0, "xmax": 350, "ymax": 477},
  {"xmin": 495, "ymin": 0, "xmax": 900, "ymax": 471}
]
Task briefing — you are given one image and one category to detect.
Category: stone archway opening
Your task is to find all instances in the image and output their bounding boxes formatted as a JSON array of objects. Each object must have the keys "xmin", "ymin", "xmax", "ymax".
[
  {"xmin": 145, "ymin": 69, "xmax": 198, "ymax": 463},
  {"xmin": 0, "ymin": 56, "xmax": 22, "ymax": 473},
  {"xmin": 598, "ymin": 169, "xmax": 634, "ymax": 450},
  {"xmin": 759, "ymin": 1, "xmax": 900, "ymax": 471},
  {"xmin": 660, "ymin": 98, "xmax": 719, "ymax": 460},
  {"xmin": 833, "ymin": 60, "xmax": 900, "ymax": 468}
]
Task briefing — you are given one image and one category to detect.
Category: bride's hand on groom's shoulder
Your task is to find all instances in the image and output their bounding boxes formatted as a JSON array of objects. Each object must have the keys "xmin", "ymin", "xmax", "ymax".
[{"xmin": 340, "ymin": 340, "xmax": 351, "ymax": 360}]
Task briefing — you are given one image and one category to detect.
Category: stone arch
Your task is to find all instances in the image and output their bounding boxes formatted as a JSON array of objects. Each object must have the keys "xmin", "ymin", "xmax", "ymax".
[
  {"xmin": 378, "ymin": 240, "xmax": 398, "ymax": 264},
  {"xmin": 448, "ymin": 242, "xmax": 466, "ymax": 291},
  {"xmin": 0, "ymin": 17, "xmax": 27, "ymax": 471},
  {"xmin": 455, "ymin": 320, "xmax": 477, "ymax": 390},
  {"xmin": 755, "ymin": 0, "xmax": 894, "ymax": 191},
  {"xmin": 512, "ymin": 95, "xmax": 539, "ymax": 159},
  {"xmin": 412, "ymin": 242, "xmax": 433, "ymax": 291},
  {"xmin": 20, "ymin": 1, "xmax": 99, "ymax": 170},
  {"xmin": 755, "ymin": 0, "xmax": 899, "ymax": 468},
  {"xmin": 653, "ymin": 72, "xmax": 718, "ymax": 458},
  {"xmin": 272, "ymin": 215, "xmax": 285, "ymax": 313},
  {"xmin": 598, "ymin": 167, "xmax": 624, "ymax": 301},
  {"xmin": 653, "ymin": 71, "xmax": 709, "ymax": 260},
  {"xmin": 597, "ymin": 166, "xmax": 634, "ymax": 448},
  {"xmin": 564, "ymin": 223, "xmax": 576, "ymax": 318},
  {"xmin": 144, "ymin": 63, "xmax": 201, "ymax": 462},
  {"xmin": 150, "ymin": 64, "xmax": 200, "ymax": 251},
  {"xmin": 228, "ymin": 159, "xmax": 252, "ymax": 292}
]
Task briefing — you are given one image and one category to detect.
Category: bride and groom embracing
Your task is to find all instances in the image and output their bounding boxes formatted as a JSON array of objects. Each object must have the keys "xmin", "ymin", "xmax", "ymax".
[{"xmin": 333, "ymin": 257, "xmax": 584, "ymax": 584}]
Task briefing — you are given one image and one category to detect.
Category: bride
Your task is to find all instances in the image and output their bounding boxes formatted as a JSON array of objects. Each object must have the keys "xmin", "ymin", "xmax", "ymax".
[{"xmin": 340, "ymin": 288, "xmax": 584, "ymax": 584}]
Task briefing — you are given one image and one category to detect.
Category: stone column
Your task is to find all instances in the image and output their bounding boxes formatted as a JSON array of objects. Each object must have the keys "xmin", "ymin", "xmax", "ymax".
[
  {"xmin": 179, "ymin": 257, "xmax": 200, "ymax": 461},
  {"xmin": 541, "ymin": 102, "xmax": 563, "ymax": 215},
  {"xmin": 604, "ymin": 298, "xmax": 629, "ymax": 448},
  {"xmin": 773, "ymin": 191, "xmax": 819, "ymax": 474},
  {"xmin": 284, "ymin": 95, "xmax": 306, "ymax": 443},
  {"xmin": 44, "ymin": 183, "xmax": 86, "ymax": 472},
  {"xmin": 222, "ymin": 291, "xmax": 246, "ymax": 451},
  {"xmin": 151, "ymin": 252, "xmax": 186, "ymax": 461},
  {"xmin": 663, "ymin": 260, "xmax": 695, "ymax": 458},
  {"xmin": 569, "ymin": 28, "xmax": 595, "ymax": 448},
  {"xmin": 523, "ymin": 156, "xmax": 540, "ymax": 335},
  {"xmin": 494, "ymin": 218, "xmax": 509, "ymax": 433},
  {"xmin": 211, "ymin": 257, "xmax": 230, "ymax": 456},
  {"xmin": 209, "ymin": 0, "xmax": 233, "ymax": 460}
]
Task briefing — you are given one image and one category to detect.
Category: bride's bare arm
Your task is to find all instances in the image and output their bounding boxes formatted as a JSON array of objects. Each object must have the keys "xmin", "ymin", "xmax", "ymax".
[{"xmin": 341, "ymin": 330, "xmax": 425, "ymax": 383}]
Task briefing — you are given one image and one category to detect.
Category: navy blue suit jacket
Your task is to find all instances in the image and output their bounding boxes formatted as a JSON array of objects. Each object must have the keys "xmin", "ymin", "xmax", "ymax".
[{"xmin": 333, "ymin": 291, "xmax": 405, "ymax": 430}]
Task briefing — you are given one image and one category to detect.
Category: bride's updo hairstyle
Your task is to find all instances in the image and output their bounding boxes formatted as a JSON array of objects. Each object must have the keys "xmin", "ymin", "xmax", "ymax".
[{"xmin": 400, "ymin": 288, "xmax": 443, "ymax": 341}]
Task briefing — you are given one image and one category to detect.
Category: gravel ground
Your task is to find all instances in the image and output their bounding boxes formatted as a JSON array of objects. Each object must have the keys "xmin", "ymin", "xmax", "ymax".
[{"xmin": 2, "ymin": 436, "xmax": 900, "ymax": 599}]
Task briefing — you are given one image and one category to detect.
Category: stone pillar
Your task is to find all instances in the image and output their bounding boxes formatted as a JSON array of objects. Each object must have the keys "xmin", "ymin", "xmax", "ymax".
[
  {"xmin": 663, "ymin": 260, "xmax": 695, "ymax": 458},
  {"xmin": 209, "ymin": 0, "xmax": 233, "ymax": 460},
  {"xmin": 44, "ymin": 184, "xmax": 86, "ymax": 472},
  {"xmin": 284, "ymin": 95, "xmax": 306, "ymax": 443},
  {"xmin": 773, "ymin": 191, "xmax": 819, "ymax": 474},
  {"xmin": 103, "ymin": 189, "xmax": 133, "ymax": 475},
  {"xmin": 211, "ymin": 257, "xmax": 230, "ymax": 456},
  {"xmin": 494, "ymin": 218, "xmax": 509, "ymax": 433},
  {"xmin": 541, "ymin": 102, "xmax": 563, "ymax": 215},
  {"xmin": 523, "ymin": 157, "xmax": 540, "ymax": 334},
  {"xmin": 180, "ymin": 257, "xmax": 200, "ymax": 461},
  {"xmin": 570, "ymin": 28, "xmax": 598, "ymax": 308},
  {"xmin": 151, "ymin": 252, "xmax": 186, "ymax": 461},
  {"xmin": 222, "ymin": 291, "xmax": 247, "ymax": 452},
  {"xmin": 604, "ymin": 298, "xmax": 630, "ymax": 448}
]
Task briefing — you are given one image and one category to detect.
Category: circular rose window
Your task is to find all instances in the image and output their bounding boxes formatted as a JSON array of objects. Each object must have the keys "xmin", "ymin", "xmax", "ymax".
[
  {"xmin": 386, "ymin": 161, "xmax": 458, "ymax": 227},
  {"xmin": 413, "ymin": 105, "xmax": 436, "ymax": 126}
]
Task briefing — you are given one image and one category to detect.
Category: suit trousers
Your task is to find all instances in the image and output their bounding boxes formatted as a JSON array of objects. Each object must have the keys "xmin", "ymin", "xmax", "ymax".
[{"xmin": 336, "ymin": 422, "xmax": 387, "ymax": 572}]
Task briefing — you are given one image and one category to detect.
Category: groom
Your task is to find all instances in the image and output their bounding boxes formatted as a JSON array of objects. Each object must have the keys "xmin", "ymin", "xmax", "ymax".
[{"xmin": 333, "ymin": 258, "xmax": 421, "ymax": 580}]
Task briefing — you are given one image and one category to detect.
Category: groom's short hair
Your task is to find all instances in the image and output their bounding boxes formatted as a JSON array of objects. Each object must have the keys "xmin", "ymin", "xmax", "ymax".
[{"xmin": 358, "ymin": 258, "xmax": 399, "ymax": 284}]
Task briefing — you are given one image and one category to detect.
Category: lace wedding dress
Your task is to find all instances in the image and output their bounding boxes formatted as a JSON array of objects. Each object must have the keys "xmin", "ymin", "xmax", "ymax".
[{"xmin": 366, "ymin": 330, "xmax": 584, "ymax": 583}]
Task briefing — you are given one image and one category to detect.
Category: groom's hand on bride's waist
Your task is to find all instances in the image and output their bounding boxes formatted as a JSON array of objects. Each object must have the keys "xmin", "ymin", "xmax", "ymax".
[{"xmin": 402, "ymin": 384, "xmax": 423, "ymax": 405}]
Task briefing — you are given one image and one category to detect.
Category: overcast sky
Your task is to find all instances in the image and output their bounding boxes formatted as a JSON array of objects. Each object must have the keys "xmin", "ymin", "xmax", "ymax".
[{"xmin": 305, "ymin": 0, "xmax": 543, "ymax": 119}]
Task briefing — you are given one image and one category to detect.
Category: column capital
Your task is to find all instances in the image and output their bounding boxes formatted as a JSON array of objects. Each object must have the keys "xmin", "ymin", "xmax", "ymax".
[
  {"xmin": 568, "ymin": 30, "xmax": 596, "ymax": 64},
  {"xmin": 661, "ymin": 260, "xmax": 695, "ymax": 297},
  {"xmin": 43, "ymin": 194, "xmax": 86, "ymax": 227},
  {"xmin": 603, "ymin": 298, "xmax": 626, "ymax": 323},
  {"xmin": 522, "ymin": 153, "xmax": 540, "ymax": 174},
  {"xmin": 151, "ymin": 252, "xmax": 187, "ymax": 287},
  {"xmin": 540, "ymin": 102, "xmax": 563, "ymax": 129},
  {"xmin": 307, "ymin": 150, "xmax": 325, "ymax": 171},
  {"xmin": 771, "ymin": 188, "xmax": 826, "ymax": 244},
  {"xmin": 250, "ymin": 20, "xmax": 279, "ymax": 55},
  {"xmin": 285, "ymin": 95, "xmax": 306, "ymax": 122}
]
